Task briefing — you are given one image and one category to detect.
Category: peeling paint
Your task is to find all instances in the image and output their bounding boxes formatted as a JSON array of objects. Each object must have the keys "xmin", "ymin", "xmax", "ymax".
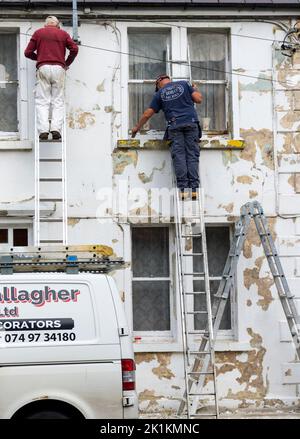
[
  {"xmin": 138, "ymin": 389, "xmax": 164, "ymax": 410},
  {"xmin": 222, "ymin": 150, "xmax": 240, "ymax": 166},
  {"xmin": 240, "ymin": 74, "xmax": 272, "ymax": 94},
  {"xmin": 96, "ymin": 80, "xmax": 105, "ymax": 92},
  {"xmin": 218, "ymin": 203, "xmax": 234, "ymax": 213},
  {"xmin": 237, "ymin": 176, "xmax": 253, "ymax": 184},
  {"xmin": 215, "ymin": 329, "xmax": 267, "ymax": 401},
  {"xmin": 113, "ymin": 150, "xmax": 138, "ymax": 174},
  {"xmin": 135, "ymin": 353, "xmax": 156, "ymax": 365},
  {"xmin": 247, "ymin": 299, "xmax": 252, "ymax": 307},
  {"xmin": 240, "ymin": 128, "xmax": 274, "ymax": 170},
  {"xmin": 243, "ymin": 218, "xmax": 277, "ymax": 259},
  {"xmin": 152, "ymin": 353, "xmax": 175, "ymax": 381},
  {"xmin": 138, "ymin": 161, "xmax": 166, "ymax": 184},
  {"xmin": 244, "ymin": 256, "xmax": 274, "ymax": 311},
  {"xmin": 67, "ymin": 218, "xmax": 80, "ymax": 227},
  {"xmin": 249, "ymin": 190, "xmax": 258, "ymax": 199},
  {"xmin": 104, "ymin": 106, "xmax": 114, "ymax": 113},
  {"xmin": 68, "ymin": 108, "xmax": 96, "ymax": 130}
]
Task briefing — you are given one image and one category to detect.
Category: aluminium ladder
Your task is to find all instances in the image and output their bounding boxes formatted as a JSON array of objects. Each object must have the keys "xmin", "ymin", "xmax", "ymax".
[
  {"xmin": 34, "ymin": 111, "xmax": 68, "ymax": 246},
  {"xmin": 173, "ymin": 183, "xmax": 219, "ymax": 419},
  {"xmin": 177, "ymin": 200, "xmax": 300, "ymax": 418}
]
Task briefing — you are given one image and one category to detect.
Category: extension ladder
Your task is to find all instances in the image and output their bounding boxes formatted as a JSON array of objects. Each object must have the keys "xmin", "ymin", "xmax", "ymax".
[
  {"xmin": 177, "ymin": 200, "xmax": 300, "ymax": 417},
  {"xmin": 173, "ymin": 184, "xmax": 219, "ymax": 419},
  {"xmin": 34, "ymin": 112, "xmax": 68, "ymax": 246}
]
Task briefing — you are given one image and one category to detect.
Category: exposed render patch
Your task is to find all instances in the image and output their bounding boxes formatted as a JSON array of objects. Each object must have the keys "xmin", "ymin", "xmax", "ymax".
[
  {"xmin": 249, "ymin": 190, "xmax": 258, "ymax": 199},
  {"xmin": 215, "ymin": 329, "xmax": 267, "ymax": 402},
  {"xmin": 152, "ymin": 354, "xmax": 175, "ymax": 381},
  {"xmin": 239, "ymin": 74, "xmax": 272, "ymax": 94},
  {"xmin": 68, "ymin": 109, "xmax": 96, "ymax": 129},
  {"xmin": 243, "ymin": 256, "xmax": 274, "ymax": 311},
  {"xmin": 96, "ymin": 80, "xmax": 105, "ymax": 92},
  {"xmin": 237, "ymin": 176, "xmax": 253, "ymax": 184},
  {"xmin": 112, "ymin": 150, "xmax": 138, "ymax": 174},
  {"xmin": 282, "ymin": 133, "xmax": 300, "ymax": 154},
  {"xmin": 67, "ymin": 218, "xmax": 80, "ymax": 227},
  {"xmin": 240, "ymin": 128, "xmax": 274, "ymax": 170},
  {"xmin": 218, "ymin": 203, "xmax": 234, "ymax": 213},
  {"xmin": 138, "ymin": 389, "xmax": 164, "ymax": 411},
  {"xmin": 243, "ymin": 218, "xmax": 277, "ymax": 259},
  {"xmin": 222, "ymin": 150, "xmax": 239, "ymax": 166},
  {"xmin": 138, "ymin": 161, "xmax": 166, "ymax": 184},
  {"xmin": 135, "ymin": 353, "xmax": 156, "ymax": 365}
]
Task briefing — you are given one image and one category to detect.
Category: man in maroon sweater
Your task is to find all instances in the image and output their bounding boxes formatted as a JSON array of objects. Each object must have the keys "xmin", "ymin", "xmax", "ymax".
[{"xmin": 25, "ymin": 16, "xmax": 78, "ymax": 140}]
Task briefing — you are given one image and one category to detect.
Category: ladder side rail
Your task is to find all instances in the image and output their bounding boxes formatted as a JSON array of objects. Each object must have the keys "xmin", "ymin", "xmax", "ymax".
[
  {"xmin": 173, "ymin": 174, "xmax": 191, "ymax": 418},
  {"xmin": 62, "ymin": 110, "xmax": 68, "ymax": 245},
  {"xmin": 251, "ymin": 208, "xmax": 300, "ymax": 319},
  {"xmin": 179, "ymin": 209, "xmax": 252, "ymax": 415},
  {"xmin": 34, "ymin": 109, "xmax": 40, "ymax": 246}
]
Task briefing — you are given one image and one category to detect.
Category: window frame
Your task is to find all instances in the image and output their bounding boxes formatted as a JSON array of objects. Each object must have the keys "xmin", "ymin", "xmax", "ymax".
[
  {"xmin": 121, "ymin": 22, "xmax": 237, "ymax": 140},
  {"xmin": 131, "ymin": 224, "xmax": 175, "ymax": 339},
  {"xmin": 187, "ymin": 28, "xmax": 230, "ymax": 135}
]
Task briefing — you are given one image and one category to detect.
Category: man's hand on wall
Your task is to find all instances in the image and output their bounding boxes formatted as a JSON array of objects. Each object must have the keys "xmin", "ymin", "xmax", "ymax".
[{"xmin": 131, "ymin": 126, "xmax": 139, "ymax": 138}]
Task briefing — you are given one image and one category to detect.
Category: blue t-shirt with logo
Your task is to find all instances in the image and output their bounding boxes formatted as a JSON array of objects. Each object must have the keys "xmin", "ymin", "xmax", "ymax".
[{"xmin": 149, "ymin": 80, "xmax": 199, "ymax": 128}]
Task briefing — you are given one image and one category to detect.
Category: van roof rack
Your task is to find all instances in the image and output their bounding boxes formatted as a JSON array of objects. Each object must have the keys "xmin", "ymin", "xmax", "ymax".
[{"xmin": 0, "ymin": 245, "xmax": 125, "ymax": 275}]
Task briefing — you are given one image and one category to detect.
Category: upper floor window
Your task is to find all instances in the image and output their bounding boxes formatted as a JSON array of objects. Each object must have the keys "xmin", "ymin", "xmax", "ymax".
[
  {"xmin": 0, "ymin": 32, "xmax": 18, "ymax": 134},
  {"xmin": 127, "ymin": 27, "xmax": 229, "ymax": 136},
  {"xmin": 188, "ymin": 30, "xmax": 229, "ymax": 134},
  {"xmin": 128, "ymin": 29, "xmax": 170, "ymax": 133}
]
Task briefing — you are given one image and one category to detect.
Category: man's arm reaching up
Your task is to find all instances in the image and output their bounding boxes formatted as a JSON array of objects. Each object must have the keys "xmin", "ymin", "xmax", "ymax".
[{"xmin": 24, "ymin": 32, "xmax": 38, "ymax": 60}]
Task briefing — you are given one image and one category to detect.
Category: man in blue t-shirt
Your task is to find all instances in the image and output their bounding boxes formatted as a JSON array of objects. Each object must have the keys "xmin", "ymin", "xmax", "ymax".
[{"xmin": 131, "ymin": 74, "xmax": 203, "ymax": 200}]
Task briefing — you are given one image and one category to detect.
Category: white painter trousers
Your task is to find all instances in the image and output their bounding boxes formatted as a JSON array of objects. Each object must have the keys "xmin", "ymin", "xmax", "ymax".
[{"xmin": 35, "ymin": 65, "xmax": 66, "ymax": 134}]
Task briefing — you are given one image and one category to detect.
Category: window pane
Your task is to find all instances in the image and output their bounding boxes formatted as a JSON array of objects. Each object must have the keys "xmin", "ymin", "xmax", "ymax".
[
  {"xmin": 133, "ymin": 280, "xmax": 170, "ymax": 331},
  {"xmin": 193, "ymin": 280, "xmax": 231, "ymax": 330},
  {"xmin": 129, "ymin": 83, "xmax": 166, "ymax": 132},
  {"xmin": 193, "ymin": 226, "xmax": 230, "ymax": 276},
  {"xmin": 196, "ymin": 83, "xmax": 226, "ymax": 132},
  {"xmin": 13, "ymin": 229, "xmax": 28, "ymax": 246},
  {"xmin": 129, "ymin": 30, "xmax": 170, "ymax": 80},
  {"xmin": 0, "ymin": 229, "xmax": 8, "ymax": 244},
  {"xmin": 193, "ymin": 226, "xmax": 231, "ymax": 330},
  {"xmin": 188, "ymin": 31, "xmax": 227, "ymax": 81},
  {"xmin": 132, "ymin": 227, "xmax": 169, "ymax": 277},
  {"xmin": 0, "ymin": 83, "xmax": 18, "ymax": 132},
  {"xmin": 0, "ymin": 33, "xmax": 17, "ymax": 80}
]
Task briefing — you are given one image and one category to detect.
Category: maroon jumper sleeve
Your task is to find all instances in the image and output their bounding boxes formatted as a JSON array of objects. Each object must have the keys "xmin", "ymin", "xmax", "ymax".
[
  {"xmin": 65, "ymin": 34, "xmax": 79, "ymax": 67},
  {"xmin": 24, "ymin": 32, "xmax": 38, "ymax": 60}
]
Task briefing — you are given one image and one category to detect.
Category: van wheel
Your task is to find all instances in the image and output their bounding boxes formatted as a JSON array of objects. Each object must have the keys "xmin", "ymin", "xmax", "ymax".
[{"xmin": 25, "ymin": 410, "xmax": 71, "ymax": 419}]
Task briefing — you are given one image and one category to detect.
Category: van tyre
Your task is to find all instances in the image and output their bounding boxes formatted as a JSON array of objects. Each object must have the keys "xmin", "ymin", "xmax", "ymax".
[{"xmin": 25, "ymin": 410, "xmax": 72, "ymax": 419}]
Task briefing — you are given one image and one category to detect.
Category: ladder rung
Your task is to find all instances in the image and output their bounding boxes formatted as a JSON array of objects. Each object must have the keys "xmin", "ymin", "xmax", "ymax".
[
  {"xmin": 187, "ymin": 311, "xmax": 208, "ymax": 314},
  {"xmin": 39, "ymin": 198, "xmax": 63, "ymax": 202},
  {"xmin": 184, "ymin": 272, "xmax": 205, "ymax": 276},
  {"xmin": 40, "ymin": 218, "xmax": 63, "ymax": 223},
  {"xmin": 40, "ymin": 158, "xmax": 62, "ymax": 162},
  {"xmin": 187, "ymin": 330, "xmax": 209, "ymax": 335},
  {"xmin": 189, "ymin": 414, "xmax": 218, "ymax": 418},
  {"xmin": 39, "ymin": 178, "xmax": 63, "ymax": 182},
  {"xmin": 182, "ymin": 253, "xmax": 203, "ymax": 256},
  {"xmin": 188, "ymin": 371, "xmax": 214, "ymax": 375},
  {"xmin": 188, "ymin": 351, "xmax": 211, "ymax": 355},
  {"xmin": 182, "ymin": 234, "xmax": 202, "ymax": 238},
  {"xmin": 188, "ymin": 392, "xmax": 216, "ymax": 396},
  {"xmin": 39, "ymin": 240, "xmax": 64, "ymax": 244},
  {"xmin": 184, "ymin": 292, "xmax": 206, "ymax": 295}
]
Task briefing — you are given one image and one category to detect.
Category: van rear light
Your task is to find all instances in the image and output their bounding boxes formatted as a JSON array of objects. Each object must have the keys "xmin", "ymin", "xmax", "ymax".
[{"xmin": 122, "ymin": 359, "xmax": 136, "ymax": 391}]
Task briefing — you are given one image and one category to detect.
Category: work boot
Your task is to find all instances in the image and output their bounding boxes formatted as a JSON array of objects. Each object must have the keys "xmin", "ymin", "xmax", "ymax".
[
  {"xmin": 191, "ymin": 190, "xmax": 199, "ymax": 201},
  {"xmin": 179, "ymin": 191, "xmax": 189, "ymax": 201},
  {"xmin": 39, "ymin": 132, "xmax": 49, "ymax": 141},
  {"xmin": 51, "ymin": 131, "xmax": 61, "ymax": 140}
]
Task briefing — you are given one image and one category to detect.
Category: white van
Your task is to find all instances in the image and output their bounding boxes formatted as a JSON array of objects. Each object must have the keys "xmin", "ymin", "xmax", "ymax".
[{"xmin": 0, "ymin": 272, "xmax": 138, "ymax": 419}]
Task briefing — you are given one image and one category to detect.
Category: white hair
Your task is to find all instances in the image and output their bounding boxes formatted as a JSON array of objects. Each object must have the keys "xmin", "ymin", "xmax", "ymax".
[{"xmin": 45, "ymin": 16, "xmax": 60, "ymax": 27}]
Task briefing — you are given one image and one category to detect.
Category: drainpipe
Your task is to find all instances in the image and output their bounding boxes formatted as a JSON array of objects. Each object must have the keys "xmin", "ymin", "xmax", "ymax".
[{"xmin": 72, "ymin": 0, "xmax": 80, "ymax": 43}]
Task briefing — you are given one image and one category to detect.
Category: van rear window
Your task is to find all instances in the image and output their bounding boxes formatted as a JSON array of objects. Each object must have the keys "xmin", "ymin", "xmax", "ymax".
[{"xmin": 0, "ymin": 283, "xmax": 96, "ymax": 345}]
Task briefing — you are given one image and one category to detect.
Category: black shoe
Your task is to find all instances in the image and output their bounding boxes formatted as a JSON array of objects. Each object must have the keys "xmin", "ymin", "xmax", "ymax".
[
  {"xmin": 39, "ymin": 132, "xmax": 49, "ymax": 140},
  {"xmin": 51, "ymin": 131, "xmax": 61, "ymax": 140},
  {"xmin": 179, "ymin": 191, "xmax": 190, "ymax": 201}
]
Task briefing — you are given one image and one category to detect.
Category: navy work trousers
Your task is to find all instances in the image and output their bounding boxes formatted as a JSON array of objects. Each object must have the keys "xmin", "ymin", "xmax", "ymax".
[{"xmin": 168, "ymin": 123, "xmax": 200, "ymax": 191}]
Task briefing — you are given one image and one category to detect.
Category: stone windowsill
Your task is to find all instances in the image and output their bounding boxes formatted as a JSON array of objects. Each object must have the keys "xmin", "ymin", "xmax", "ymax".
[
  {"xmin": 116, "ymin": 137, "xmax": 245, "ymax": 151},
  {"xmin": 0, "ymin": 139, "xmax": 33, "ymax": 151}
]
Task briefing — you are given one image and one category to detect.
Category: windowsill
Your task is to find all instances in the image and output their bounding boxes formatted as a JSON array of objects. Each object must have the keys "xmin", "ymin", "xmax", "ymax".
[
  {"xmin": 133, "ymin": 339, "xmax": 252, "ymax": 353},
  {"xmin": 116, "ymin": 137, "xmax": 245, "ymax": 151},
  {"xmin": 0, "ymin": 139, "xmax": 33, "ymax": 151}
]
